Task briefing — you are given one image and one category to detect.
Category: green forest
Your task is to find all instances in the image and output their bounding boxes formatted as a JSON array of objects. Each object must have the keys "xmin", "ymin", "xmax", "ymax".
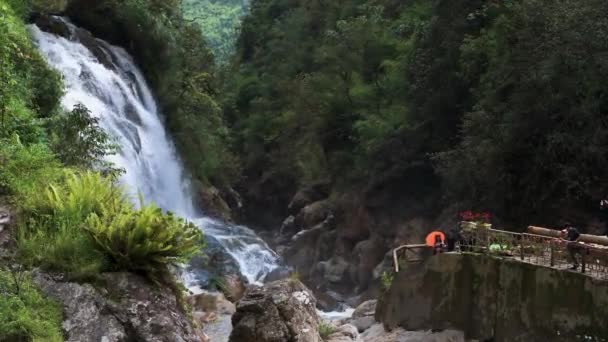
[
  {"xmin": 1, "ymin": 0, "xmax": 608, "ymax": 339},
  {"xmin": 222, "ymin": 0, "xmax": 608, "ymax": 226},
  {"xmin": 182, "ymin": 0, "xmax": 246, "ymax": 62}
]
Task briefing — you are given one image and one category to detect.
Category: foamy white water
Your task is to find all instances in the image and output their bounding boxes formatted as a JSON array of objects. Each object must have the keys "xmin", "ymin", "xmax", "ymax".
[{"xmin": 30, "ymin": 19, "xmax": 279, "ymax": 286}]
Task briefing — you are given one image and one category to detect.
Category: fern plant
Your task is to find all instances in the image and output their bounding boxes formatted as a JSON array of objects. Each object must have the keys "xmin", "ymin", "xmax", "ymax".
[
  {"xmin": 85, "ymin": 201, "xmax": 204, "ymax": 280},
  {"xmin": 25, "ymin": 170, "xmax": 128, "ymax": 225}
]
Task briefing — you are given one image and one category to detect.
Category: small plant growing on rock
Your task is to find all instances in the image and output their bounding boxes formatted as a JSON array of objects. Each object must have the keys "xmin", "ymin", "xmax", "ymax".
[
  {"xmin": 288, "ymin": 270, "xmax": 300, "ymax": 285},
  {"xmin": 381, "ymin": 271, "xmax": 394, "ymax": 291},
  {"xmin": 319, "ymin": 322, "xmax": 336, "ymax": 340}
]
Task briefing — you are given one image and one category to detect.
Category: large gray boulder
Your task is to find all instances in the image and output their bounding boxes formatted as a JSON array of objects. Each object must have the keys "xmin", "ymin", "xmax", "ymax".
[
  {"xmin": 360, "ymin": 324, "xmax": 464, "ymax": 342},
  {"xmin": 230, "ymin": 279, "xmax": 321, "ymax": 342},
  {"xmin": 34, "ymin": 272, "xmax": 205, "ymax": 342}
]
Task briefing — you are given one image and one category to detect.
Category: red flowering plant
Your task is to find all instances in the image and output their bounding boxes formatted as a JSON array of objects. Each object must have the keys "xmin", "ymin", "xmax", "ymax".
[{"xmin": 459, "ymin": 211, "xmax": 491, "ymax": 223}]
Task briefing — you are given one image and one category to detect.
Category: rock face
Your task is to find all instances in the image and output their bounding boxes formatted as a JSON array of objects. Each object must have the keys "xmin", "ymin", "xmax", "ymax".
[
  {"xmin": 34, "ymin": 272, "xmax": 205, "ymax": 342},
  {"xmin": 360, "ymin": 324, "xmax": 464, "ymax": 342},
  {"xmin": 377, "ymin": 253, "xmax": 608, "ymax": 342},
  {"xmin": 230, "ymin": 279, "xmax": 321, "ymax": 342},
  {"xmin": 347, "ymin": 300, "xmax": 377, "ymax": 333},
  {"xmin": 187, "ymin": 292, "xmax": 235, "ymax": 342}
]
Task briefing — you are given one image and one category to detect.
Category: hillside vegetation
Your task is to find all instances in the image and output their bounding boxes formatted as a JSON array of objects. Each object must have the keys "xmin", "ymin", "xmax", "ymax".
[
  {"xmin": 182, "ymin": 0, "xmax": 246, "ymax": 63},
  {"xmin": 0, "ymin": 0, "xmax": 209, "ymax": 339},
  {"xmin": 223, "ymin": 0, "xmax": 608, "ymax": 227}
]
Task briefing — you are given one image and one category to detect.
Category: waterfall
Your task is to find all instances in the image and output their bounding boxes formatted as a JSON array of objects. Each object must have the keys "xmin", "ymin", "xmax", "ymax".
[{"xmin": 29, "ymin": 19, "xmax": 279, "ymax": 287}]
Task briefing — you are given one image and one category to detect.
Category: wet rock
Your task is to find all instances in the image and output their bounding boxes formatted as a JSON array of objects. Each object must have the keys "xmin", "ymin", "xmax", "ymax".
[
  {"xmin": 296, "ymin": 199, "xmax": 334, "ymax": 229},
  {"xmin": 280, "ymin": 215, "xmax": 297, "ymax": 236},
  {"xmin": 34, "ymin": 272, "xmax": 205, "ymax": 342},
  {"xmin": 230, "ymin": 279, "xmax": 321, "ymax": 342},
  {"xmin": 288, "ymin": 181, "xmax": 331, "ymax": 214},
  {"xmin": 264, "ymin": 266, "xmax": 294, "ymax": 283},
  {"xmin": 196, "ymin": 185, "xmax": 233, "ymax": 222},
  {"xmin": 34, "ymin": 15, "xmax": 71, "ymax": 38},
  {"xmin": 314, "ymin": 289, "xmax": 345, "ymax": 312},
  {"xmin": 186, "ymin": 234, "xmax": 245, "ymax": 299}
]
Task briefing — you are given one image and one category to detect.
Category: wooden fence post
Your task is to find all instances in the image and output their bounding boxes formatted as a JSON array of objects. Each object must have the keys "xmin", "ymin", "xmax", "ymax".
[{"xmin": 520, "ymin": 236, "xmax": 525, "ymax": 260}]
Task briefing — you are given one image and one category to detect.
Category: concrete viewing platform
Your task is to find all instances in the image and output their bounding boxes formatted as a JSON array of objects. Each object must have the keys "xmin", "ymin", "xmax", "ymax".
[{"xmin": 383, "ymin": 226, "xmax": 608, "ymax": 341}]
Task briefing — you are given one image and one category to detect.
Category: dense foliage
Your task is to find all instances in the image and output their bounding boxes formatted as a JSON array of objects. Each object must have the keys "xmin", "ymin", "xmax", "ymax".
[
  {"xmin": 224, "ymin": 0, "xmax": 608, "ymax": 226},
  {"xmin": 18, "ymin": 171, "xmax": 204, "ymax": 280},
  {"xmin": 0, "ymin": 0, "xmax": 208, "ymax": 336},
  {"xmin": 0, "ymin": 268, "xmax": 63, "ymax": 342},
  {"xmin": 182, "ymin": 0, "xmax": 246, "ymax": 63}
]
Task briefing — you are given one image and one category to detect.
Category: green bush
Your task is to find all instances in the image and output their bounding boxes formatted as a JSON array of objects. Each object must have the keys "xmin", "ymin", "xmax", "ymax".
[
  {"xmin": 49, "ymin": 104, "xmax": 119, "ymax": 174},
  {"xmin": 0, "ymin": 268, "xmax": 63, "ymax": 342},
  {"xmin": 18, "ymin": 171, "xmax": 204, "ymax": 281},
  {"xmin": 85, "ymin": 201, "xmax": 204, "ymax": 280},
  {"xmin": 0, "ymin": 135, "xmax": 62, "ymax": 199},
  {"xmin": 18, "ymin": 171, "xmax": 126, "ymax": 278}
]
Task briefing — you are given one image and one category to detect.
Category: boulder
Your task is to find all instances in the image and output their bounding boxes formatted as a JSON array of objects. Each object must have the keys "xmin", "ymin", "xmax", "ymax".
[
  {"xmin": 350, "ymin": 316, "xmax": 375, "ymax": 333},
  {"xmin": 352, "ymin": 237, "xmax": 386, "ymax": 291},
  {"xmin": 230, "ymin": 279, "xmax": 321, "ymax": 342},
  {"xmin": 317, "ymin": 257, "xmax": 349, "ymax": 284},
  {"xmin": 279, "ymin": 215, "xmax": 297, "ymax": 236},
  {"xmin": 296, "ymin": 199, "xmax": 334, "ymax": 229},
  {"xmin": 353, "ymin": 300, "xmax": 377, "ymax": 318},
  {"xmin": 314, "ymin": 289, "xmax": 345, "ymax": 312},
  {"xmin": 33, "ymin": 273, "xmax": 127, "ymax": 342},
  {"xmin": 187, "ymin": 292, "xmax": 236, "ymax": 315},
  {"xmin": 196, "ymin": 185, "xmax": 233, "ymax": 222},
  {"xmin": 288, "ymin": 181, "xmax": 331, "ymax": 214},
  {"xmin": 360, "ymin": 324, "xmax": 465, "ymax": 342},
  {"xmin": 203, "ymin": 314, "xmax": 232, "ymax": 342},
  {"xmin": 325, "ymin": 324, "xmax": 359, "ymax": 342},
  {"xmin": 34, "ymin": 272, "xmax": 205, "ymax": 342},
  {"xmin": 186, "ymin": 234, "xmax": 246, "ymax": 300},
  {"xmin": 263, "ymin": 266, "xmax": 294, "ymax": 283},
  {"xmin": 34, "ymin": 15, "xmax": 71, "ymax": 38}
]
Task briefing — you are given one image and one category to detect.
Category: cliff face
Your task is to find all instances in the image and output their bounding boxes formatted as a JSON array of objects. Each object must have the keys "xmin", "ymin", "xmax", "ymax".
[{"xmin": 377, "ymin": 254, "xmax": 608, "ymax": 342}]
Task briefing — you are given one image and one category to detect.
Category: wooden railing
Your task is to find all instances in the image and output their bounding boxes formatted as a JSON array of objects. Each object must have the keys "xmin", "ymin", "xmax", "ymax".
[{"xmin": 392, "ymin": 228, "xmax": 608, "ymax": 280}]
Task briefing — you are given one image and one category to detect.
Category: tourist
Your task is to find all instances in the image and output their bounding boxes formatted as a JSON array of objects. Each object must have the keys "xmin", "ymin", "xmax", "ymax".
[
  {"xmin": 562, "ymin": 222, "xmax": 582, "ymax": 270},
  {"xmin": 446, "ymin": 227, "xmax": 462, "ymax": 252},
  {"xmin": 600, "ymin": 199, "xmax": 608, "ymax": 236},
  {"xmin": 433, "ymin": 234, "xmax": 445, "ymax": 255}
]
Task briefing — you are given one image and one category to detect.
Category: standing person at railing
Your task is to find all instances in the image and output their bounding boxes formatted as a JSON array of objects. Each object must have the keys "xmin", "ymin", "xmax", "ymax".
[
  {"xmin": 600, "ymin": 199, "xmax": 608, "ymax": 236},
  {"xmin": 562, "ymin": 222, "xmax": 582, "ymax": 270},
  {"xmin": 446, "ymin": 226, "xmax": 462, "ymax": 252}
]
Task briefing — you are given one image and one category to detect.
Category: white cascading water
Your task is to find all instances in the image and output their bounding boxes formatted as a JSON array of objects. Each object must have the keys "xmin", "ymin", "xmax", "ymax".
[{"xmin": 29, "ymin": 20, "xmax": 279, "ymax": 286}]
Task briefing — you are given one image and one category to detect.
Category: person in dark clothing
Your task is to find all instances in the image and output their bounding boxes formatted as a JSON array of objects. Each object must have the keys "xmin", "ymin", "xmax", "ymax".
[
  {"xmin": 600, "ymin": 199, "xmax": 608, "ymax": 236},
  {"xmin": 433, "ymin": 235, "xmax": 445, "ymax": 255},
  {"xmin": 562, "ymin": 223, "xmax": 582, "ymax": 270},
  {"xmin": 446, "ymin": 227, "xmax": 462, "ymax": 252}
]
